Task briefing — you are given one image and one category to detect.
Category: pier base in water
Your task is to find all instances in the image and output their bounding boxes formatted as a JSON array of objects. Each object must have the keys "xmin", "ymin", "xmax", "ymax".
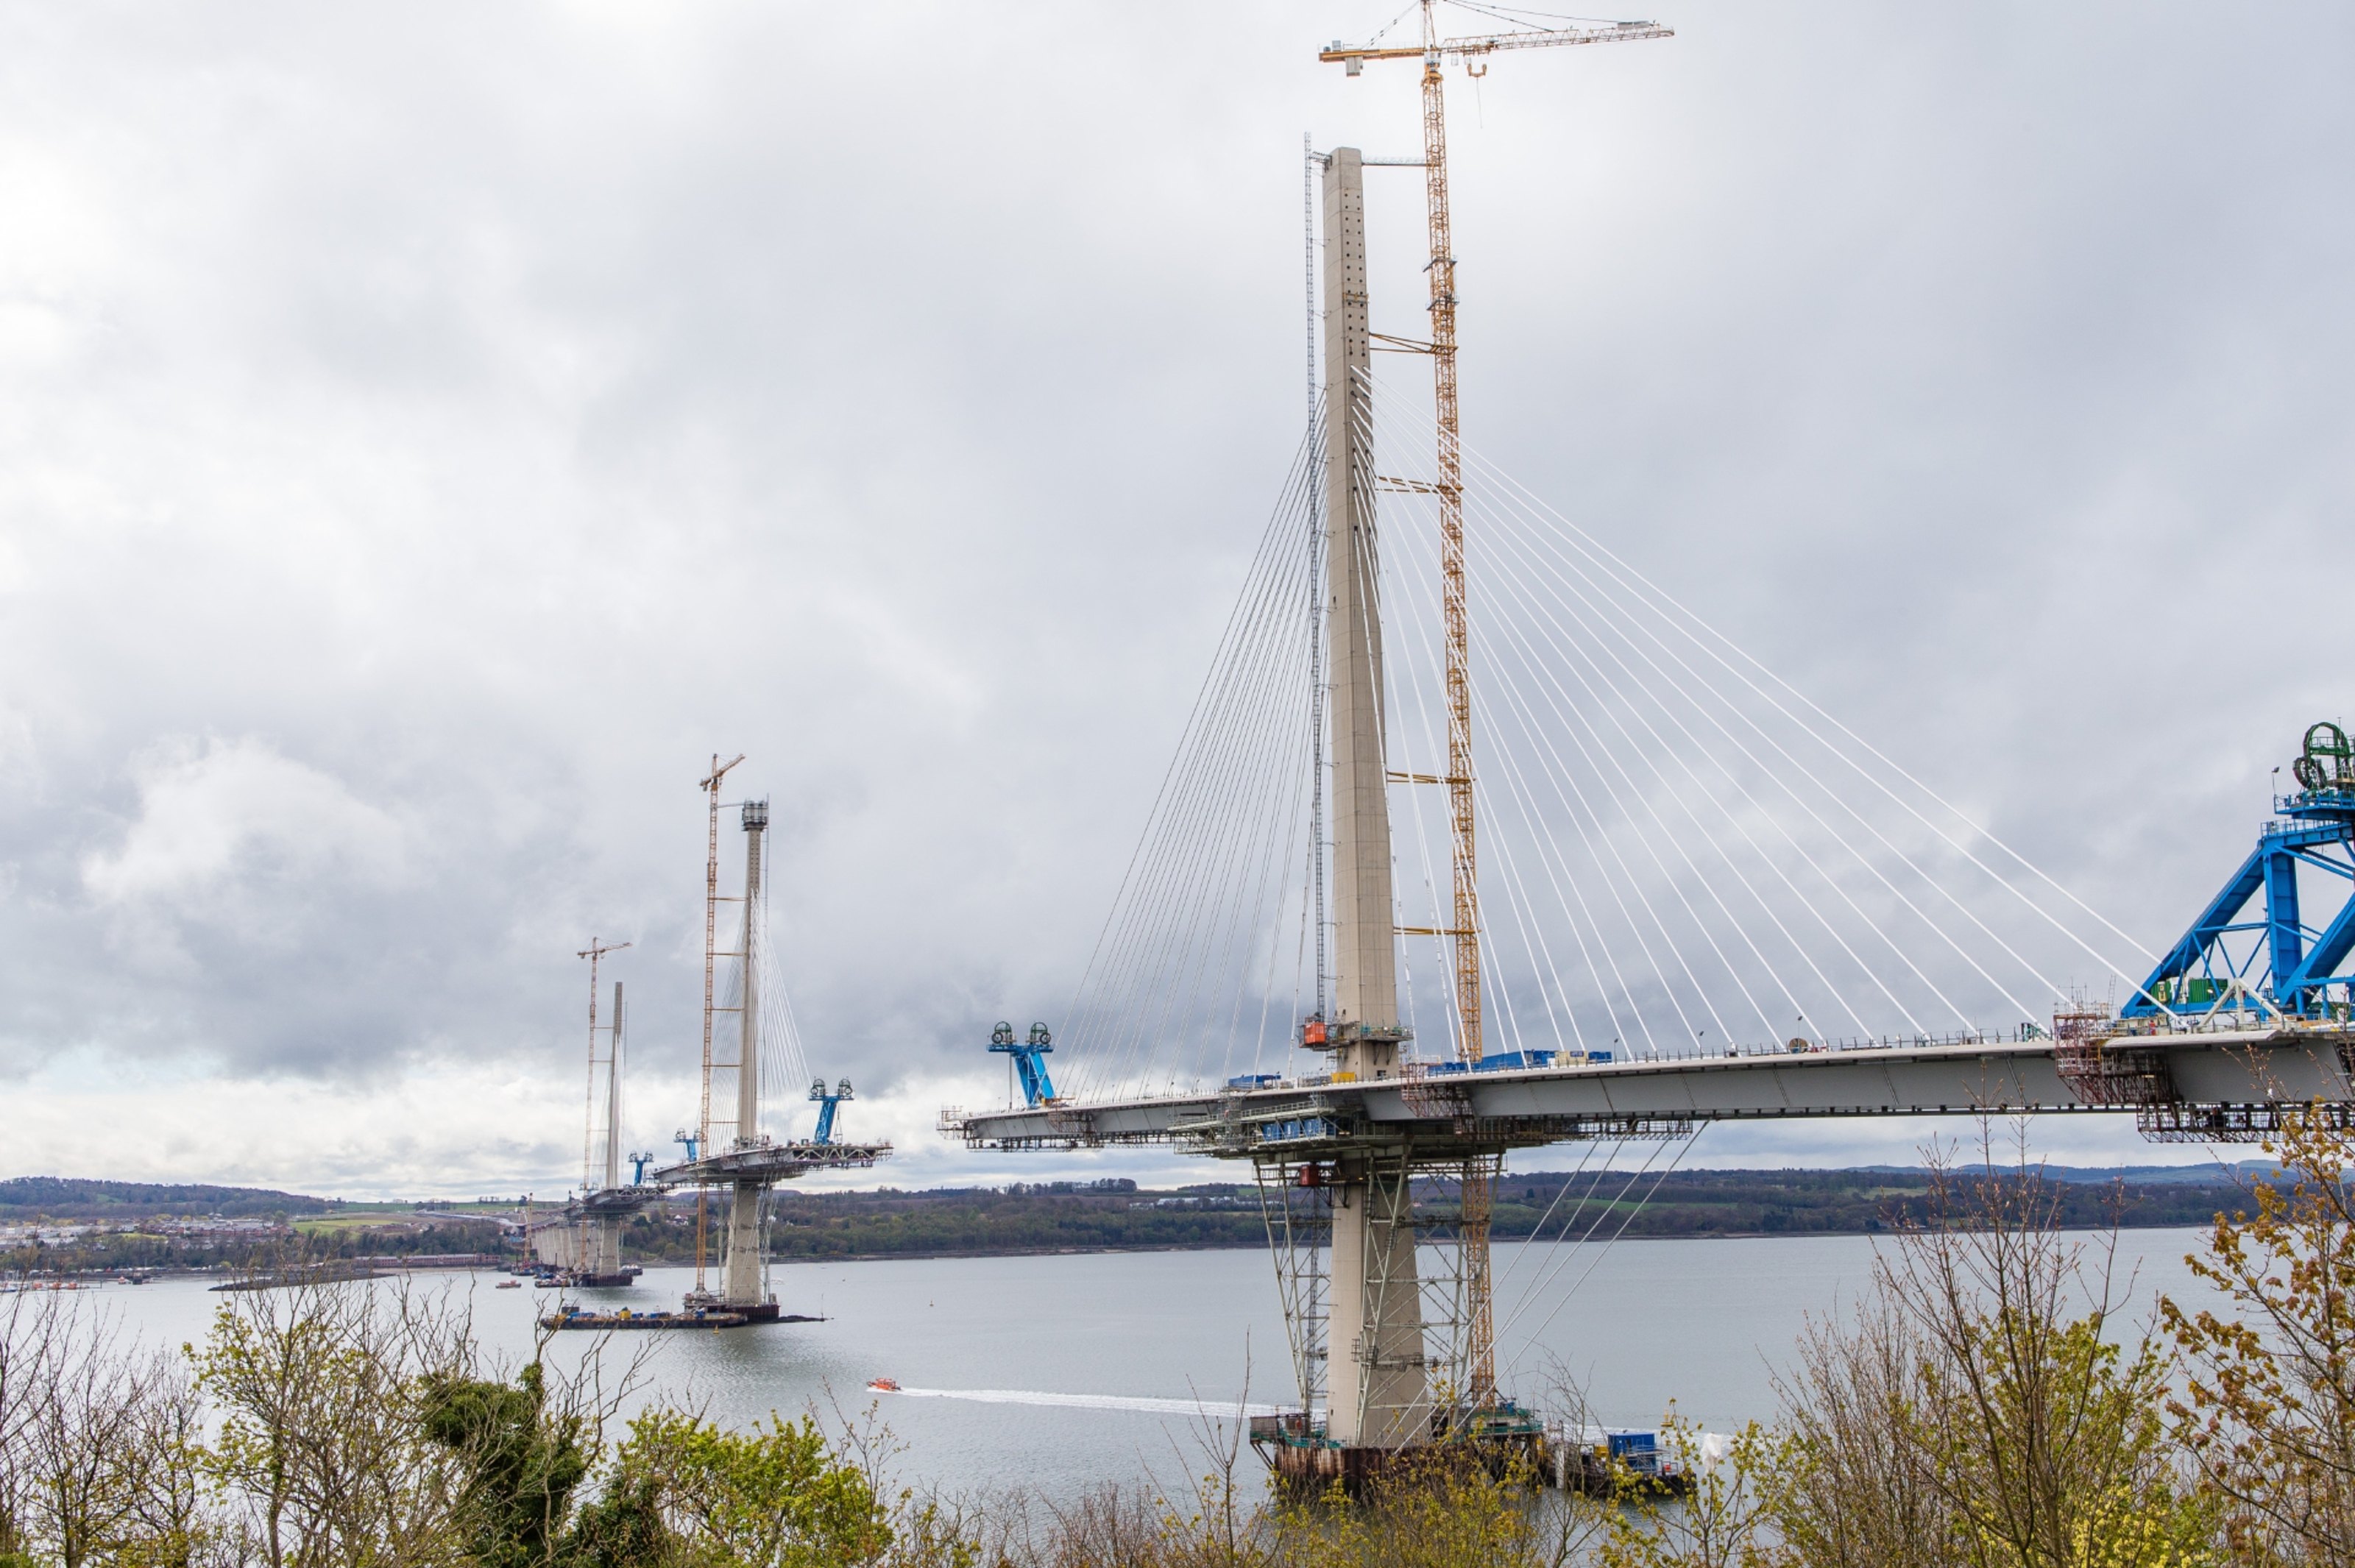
[{"xmin": 1252, "ymin": 1405, "xmax": 1549, "ymax": 1497}]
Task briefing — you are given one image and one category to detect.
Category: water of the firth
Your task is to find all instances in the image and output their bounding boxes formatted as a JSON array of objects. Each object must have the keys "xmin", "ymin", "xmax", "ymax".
[{"xmin": 57, "ymin": 1232, "xmax": 2214, "ymax": 1500}]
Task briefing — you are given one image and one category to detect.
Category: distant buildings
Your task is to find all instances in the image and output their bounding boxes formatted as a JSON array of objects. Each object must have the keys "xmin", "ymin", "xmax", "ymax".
[{"xmin": 0, "ymin": 1214, "xmax": 292, "ymax": 1247}]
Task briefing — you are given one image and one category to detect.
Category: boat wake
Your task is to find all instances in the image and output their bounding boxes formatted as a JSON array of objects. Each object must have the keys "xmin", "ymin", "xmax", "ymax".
[{"xmin": 874, "ymin": 1386, "xmax": 1284, "ymax": 1420}]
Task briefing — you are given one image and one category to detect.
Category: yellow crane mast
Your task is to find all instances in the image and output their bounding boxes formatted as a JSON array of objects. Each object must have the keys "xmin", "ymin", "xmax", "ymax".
[
  {"xmin": 692, "ymin": 753, "xmax": 744, "ymax": 1295},
  {"xmin": 1321, "ymin": 2, "xmax": 1671, "ymax": 1409},
  {"xmin": 577, "ymin": 936, "xmax": 631, "ymax": 1193}
]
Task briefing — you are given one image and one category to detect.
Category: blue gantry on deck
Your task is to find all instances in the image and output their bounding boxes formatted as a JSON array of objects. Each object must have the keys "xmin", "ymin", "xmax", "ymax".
[{"xmin": 2126, "ymin": 722, "xmax": 2355, "ymax": 1020}]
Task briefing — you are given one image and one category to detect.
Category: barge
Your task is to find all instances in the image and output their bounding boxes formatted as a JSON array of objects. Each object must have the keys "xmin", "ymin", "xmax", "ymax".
[
  {"xmin": 539, "ymin": 1302, "xmax": 827, "ymax": 1331},
  {"xmin": 541, "ymin": 1304, "xmax": 748, "ymax": 1331}
]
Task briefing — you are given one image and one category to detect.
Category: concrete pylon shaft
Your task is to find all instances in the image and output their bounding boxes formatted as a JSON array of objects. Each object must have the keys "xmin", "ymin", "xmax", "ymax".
[
  {"xmin": 591, "ymin": 1217, "xmax": 620, "ymax": 1274},
  {"xmin": 737, "ymin": 818, "xmax": 762, "ymax": 1145},
  {"xmin": 1320, "ymin": 147, "xmax": 1426, "ymax": 1449},
  {"xmin": 593, "ymin": 980, "xmax": 624, "ymax": 1277},
  {"xmin": 1322, "ymin": 148, "xmax": 1400, "ymax": 1055},
  {"xmin": 723, "ymin": 801, "xmax": 768, "ymax": 1308},
  {"xmin": 605, "ymin": 982, "xmax": 623, "ymax": 1192}
]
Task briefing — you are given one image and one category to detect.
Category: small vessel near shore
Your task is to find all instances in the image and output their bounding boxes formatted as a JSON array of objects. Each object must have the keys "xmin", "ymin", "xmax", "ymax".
[
  {"xmin": 1554, "ymin": 1427, "xmax": 1705, "ymax": 1496},
  {"xmin": 867, "ymin": 1377, "xmax": 901, "ymax": 1392}
]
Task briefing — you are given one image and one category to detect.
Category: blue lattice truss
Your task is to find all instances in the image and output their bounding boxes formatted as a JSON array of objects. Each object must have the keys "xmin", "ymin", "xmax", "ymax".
[{"xmin": 2125, "ymin": 723, "xmax": 2355, "ymax": 1020}]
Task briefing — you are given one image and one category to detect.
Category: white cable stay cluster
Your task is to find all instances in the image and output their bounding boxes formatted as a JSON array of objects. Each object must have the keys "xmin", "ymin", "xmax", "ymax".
[
  {"xmin": 1362, "ymin": 372, "xmax": 2147, "ymax": 1071},
  {"xmin": 1054, "ymin": 377, "xmax": 2150, "ymax": 1107},
  {"xmin": 1037, "ymin": 373, "xmax": 2169, "ymax": 1391},
  {"xmin": 757, "ymin": 927, "xmax": 818, "ymax": 1139},
  {"xmin": 701, "ymin": 897, "xmax": 820, "ymax": 1150},
  {"xmin": 1058, "ymin": 416, "xmax": 1327, "ymax": 1107}
]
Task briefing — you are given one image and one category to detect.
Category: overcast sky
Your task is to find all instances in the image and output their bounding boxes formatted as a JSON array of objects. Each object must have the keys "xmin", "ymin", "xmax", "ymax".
[{"xmin": 4, "ymin": 1, "xmax": 2351, "ymax": 1199}]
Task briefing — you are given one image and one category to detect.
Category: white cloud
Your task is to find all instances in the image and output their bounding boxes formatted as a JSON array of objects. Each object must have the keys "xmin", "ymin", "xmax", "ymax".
[{"xmin": 85, "ymin": 734, "xmax": 410, "ymax": 909}]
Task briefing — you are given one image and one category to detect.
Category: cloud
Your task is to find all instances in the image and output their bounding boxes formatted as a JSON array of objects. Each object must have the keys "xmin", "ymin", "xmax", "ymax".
[
  {"xmin": 1, "ymin": 1, "xmax": 2351, "ymax": 1193},
  {"xmin": 85, "ymin": 734, "xmax": 411, "ymax": 928}
]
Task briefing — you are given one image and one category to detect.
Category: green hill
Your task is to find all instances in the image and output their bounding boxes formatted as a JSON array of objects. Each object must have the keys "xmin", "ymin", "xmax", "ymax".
[{"xmin": 0, "ymin": 1176, "xmax": 333, "ymax": 1219}]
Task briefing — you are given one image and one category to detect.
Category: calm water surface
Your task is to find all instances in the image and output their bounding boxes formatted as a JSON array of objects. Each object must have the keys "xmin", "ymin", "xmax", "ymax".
[{"xmin": 57, "ymin": 1230, "xmax": 2215, "ymax": 1500}]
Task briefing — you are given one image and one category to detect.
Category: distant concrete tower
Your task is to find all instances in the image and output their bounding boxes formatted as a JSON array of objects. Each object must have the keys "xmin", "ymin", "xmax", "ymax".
[
  {"xmin": 606, "ymin": 981, "xmax": 625, "ymax": 1191},
  {"xmin": 1320, "ymin": 146, "xmax": 1428, "ymax": 1448},
  {"xmin": 589, "ymin": 979, "xmax": 626, "ymax": 1276},
  {"xmin": 720, "ymin": 799, "xmax": 771, "ymax": 1309}
]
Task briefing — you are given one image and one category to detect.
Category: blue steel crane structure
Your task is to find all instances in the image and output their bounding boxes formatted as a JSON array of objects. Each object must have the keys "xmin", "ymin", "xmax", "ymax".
[
  {"xmin": 808, "ymin": 1078, "xmax": 855, "ymax": 1145},
  {"xmin": 2125, "ymin": 723, "xmax": 2355, "ymax": 1023},
  {"xmin": 991, "ymin": 1021, "xmax": 1058, "ymax": 1107}
]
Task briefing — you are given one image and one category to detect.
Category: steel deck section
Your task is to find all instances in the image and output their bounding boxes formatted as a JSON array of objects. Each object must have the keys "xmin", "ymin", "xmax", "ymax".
[{"xmin": 948, "ymin": 1029, "xmax": 2354, "ymax": 1152}]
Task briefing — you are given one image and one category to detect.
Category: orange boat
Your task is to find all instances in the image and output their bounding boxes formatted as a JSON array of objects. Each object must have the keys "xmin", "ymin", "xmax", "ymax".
[{"xmin": 867, "ymin": 1377, "xmax": 901, "ymax": 1393}]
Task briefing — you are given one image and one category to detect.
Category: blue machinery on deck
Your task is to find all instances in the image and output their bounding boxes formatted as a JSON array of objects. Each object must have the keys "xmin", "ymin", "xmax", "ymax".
[
  {"xmin": 2125, "ymin": 722, "xmax": 2355, "ymax": 1023},
  {"xmin": 808, "ymin": 1079, "xmax": 854, "ymax": 1144},
  {"xmin": 991, "ymin": 1021, "xmax": 1058, "ymax": 1107}
]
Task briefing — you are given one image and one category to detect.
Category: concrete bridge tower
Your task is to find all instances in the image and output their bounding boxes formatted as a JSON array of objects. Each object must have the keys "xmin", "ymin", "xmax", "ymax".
[
  {"xmin": 653, "ymin": 760, "xmax": 891, "ymax": 1319},
  {"xmin": 1317, "ymin": 146, "xmax": 1429, "ymax": 1449},
  {"xmin": 588, "ymin": 979, "xmax": 626, "ymax": 1275},
  {"xmin": 720, "ymin": 798, "xmax": 771, "ymax": 1310}
]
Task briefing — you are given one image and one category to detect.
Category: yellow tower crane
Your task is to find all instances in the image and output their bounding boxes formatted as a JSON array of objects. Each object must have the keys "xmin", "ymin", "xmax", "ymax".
[
  {"xmin": 577, "ymin": 936, "xmax": 631, "ymax": 1193},
  {"xmin": 692, "ymin": 752, "xmax": 744, "ymax": 1296},
  {"xmin": 1321, "ymin": 2, "xmax": 1671, "ymax": 1410}
]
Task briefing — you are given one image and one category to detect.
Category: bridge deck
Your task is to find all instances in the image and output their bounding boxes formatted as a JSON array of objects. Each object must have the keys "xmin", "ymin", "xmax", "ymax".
[
  {"xmin": 946, "ymin": 1026, "xmax": 2355, "ymax": 1154},
  {"xmin": 651, "ymin": 1140, "xmax": 893, "ymax": 1185}
]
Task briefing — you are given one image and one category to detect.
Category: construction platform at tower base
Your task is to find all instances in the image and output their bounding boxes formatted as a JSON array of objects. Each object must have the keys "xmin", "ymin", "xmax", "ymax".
[
  {"xmin": 1250, "ymin": 1402, "xmax": 1543, "ymax": 1493},
  {"xmin": 679, "ymin": 1294, "xmax": 805, "ymax": 1324},
  {"xmin": 1250, "ymin": 1407, "xmax": 1695, "ymax": 1497}
]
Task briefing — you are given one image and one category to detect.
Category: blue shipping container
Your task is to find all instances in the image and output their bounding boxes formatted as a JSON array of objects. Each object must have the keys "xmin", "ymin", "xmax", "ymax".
[{"xmin": 1261, "ymin": 1117, "xmax": 1338, "ymax": 1143}]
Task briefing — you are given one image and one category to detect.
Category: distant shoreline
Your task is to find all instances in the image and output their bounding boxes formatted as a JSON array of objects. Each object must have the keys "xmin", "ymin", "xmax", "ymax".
[
  {"xmin": 768, "ymin": 1223, "xmax": 2223, "ymax": 1265},
  {"xmin": 4, "ymin": 1219, "xmax": 2228, "ymax": 1285},
  {"xmin": 7, "ymin": 1168, "xmax": 2256, "ymax": 1278}
]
